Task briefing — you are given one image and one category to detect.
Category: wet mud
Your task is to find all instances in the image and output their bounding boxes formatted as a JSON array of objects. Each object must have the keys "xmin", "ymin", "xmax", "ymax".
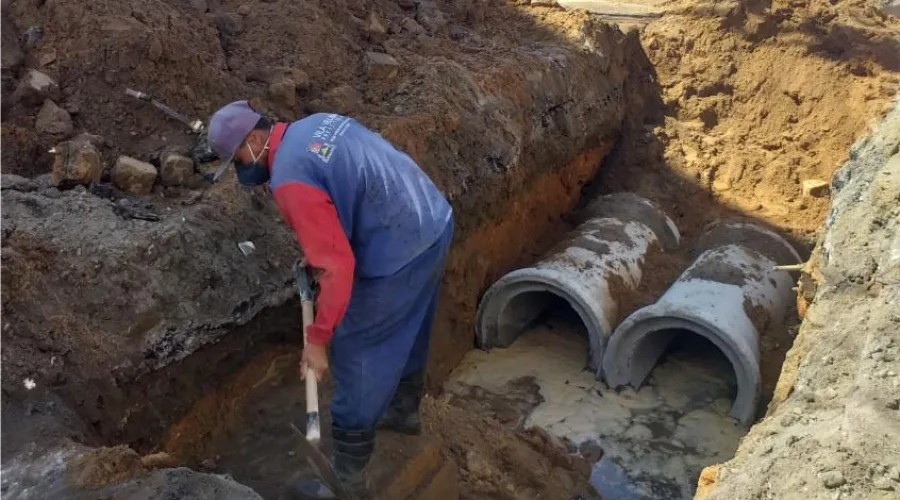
[{"xmin": 449, "ymin": 308, "xmax": 745, "ymax": 499}]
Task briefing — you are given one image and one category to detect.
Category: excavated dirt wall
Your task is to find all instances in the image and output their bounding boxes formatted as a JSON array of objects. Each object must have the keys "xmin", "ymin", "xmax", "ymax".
[
  {"xmin": 696, "ymin": 100, "xmax": 900, "ymax": 500},
  {"xmin": 1, "ymin": 0, "xmax": 639, "ymax": 496},
  {"xmin": 1, "ymin": 0, "xmax": 633, "ymax": 442}
]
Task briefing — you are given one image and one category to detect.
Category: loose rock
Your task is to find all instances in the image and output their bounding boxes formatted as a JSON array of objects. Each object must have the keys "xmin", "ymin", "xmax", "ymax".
[
  {"xmin": 268, "ymin": 78, "xmax": 298, "ymax": 108},
  {"xmin": 1, "ymin": 17, "xmax": 24, "ymax": 71},
  {"xmin": 249, "ymin": 66, "xmax": 310, "ymax": 92},
  {"xmin": 416, "ymin": 2, "xmax": 447, "ymax": 31},
  {"xmin": 14, "ymin": 69, "xmax": 59, "ymax": 107},
  {"xmin": 160, "ymin": 153, "xmax": 194, "ymax": 187},
  {"xmin": 147, "ymin": 37, "xmax": 163, "ymax": 62},
  {"xmin": 365, "ymin": 12, "xmax": 387, "ymax": 35},
  {"xmin": 35, "ymin": 100, "xmax": 74, "ymax": 139},
  {"xmin": 874, "ymin": 477, "xmax": 895, "ymax": 491},
  {"xmin": 39, "ymin": 50, "xmax": 58, "ymax": 67},
  {"xmin": 22, "ymin": 26, "xmax": 44, "ymax": 50},
  {"xmin": 803, "ymin": 179, "xmax": 830, "ymax": 198},
  {"xmin": 113, "ymin": 156, "xmax": 157, "ymax": 195},
  {"xmin": 401, "ymin": 17, "xmax": 426, "ymax": 35},
  {"xmin": 50, "ymin": 137, "xmax": 103, "ymax": 188},
  {"xmin": 888, "ymin": 467, "xmax": 900, "ymax": 481},
  {"xmin": 365, "ymin": 51, "xmax": 399, "ymax": 80},
  {"xmin": 322, "ymin": 85, "xmax": 363, "ymax": 115},
  {"xmin": 821, "ymin": 471, "xmax": 846, "ymax": 489}
]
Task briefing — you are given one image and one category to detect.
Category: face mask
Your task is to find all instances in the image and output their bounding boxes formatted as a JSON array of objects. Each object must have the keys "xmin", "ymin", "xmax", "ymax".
[
  {"xmin": 235, "ymin": 162, "xmax": 270, "ymax": 187},
  {"xmin": 234, "ymin": 136, "xmax": 271, "ymax": 187}
]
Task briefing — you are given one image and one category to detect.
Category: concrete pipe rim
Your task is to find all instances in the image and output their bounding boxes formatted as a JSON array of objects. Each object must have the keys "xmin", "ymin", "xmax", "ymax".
[
  {"xmin": 603, "ymin": 310, "xmax": 761, "ymax": 426},
  {"xmin": 475, "ymin": 268, "xmax": 609, "ymax": 374},
  {"xmin": 698, "ymin": 220, "xmax": 803, "ymax": 265},
  {"xmin": 580, "ymin": 192, "xmax": 682, "ymax": 252}
]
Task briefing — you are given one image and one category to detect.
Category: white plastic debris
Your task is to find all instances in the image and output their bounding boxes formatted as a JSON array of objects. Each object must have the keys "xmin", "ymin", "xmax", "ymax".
[
  {"xmin": 238, "ymin": 241, "xmax": 256, "ymax": 256},
  {"xmin": 23, "ymin": 378, "xmax": 36, "ymax": 390}
]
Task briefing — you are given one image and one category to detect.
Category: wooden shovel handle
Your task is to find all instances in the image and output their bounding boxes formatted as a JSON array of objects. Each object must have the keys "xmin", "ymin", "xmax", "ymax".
[{"xmin": 301, "ymin": 298, "xmax": 321, "ymax": 443}]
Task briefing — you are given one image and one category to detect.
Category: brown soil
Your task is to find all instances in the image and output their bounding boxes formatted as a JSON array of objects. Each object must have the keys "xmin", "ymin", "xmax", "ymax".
[
  {"xmin": 423, "ymin": 396, "xmax": 600, "ymax": 500},
  {"xmin": 593, "ymin": 0, "xmax": 900, "ymax": 250},
  {"xmin": 3, "ymin": 0, "xmax": 899, "ymax": 496},
  {"xmin": 1, "ymin": 0, "xmax": 635, "ymax": 431},
  {"xmin": 590, "ymin": 0, "xmax": 899, "ymax": 423}
]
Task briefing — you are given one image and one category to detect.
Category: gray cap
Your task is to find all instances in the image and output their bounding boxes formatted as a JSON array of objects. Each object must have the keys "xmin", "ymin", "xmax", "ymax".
[{"xmin": 207, "ymin": 100, "xmax": 262, "ymax": 179}]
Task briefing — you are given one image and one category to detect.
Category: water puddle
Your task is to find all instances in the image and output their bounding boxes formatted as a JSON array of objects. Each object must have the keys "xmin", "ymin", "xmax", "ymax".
[{"xmin": 447, "ymin": 313, "xmax": 745, "ymax": 499}]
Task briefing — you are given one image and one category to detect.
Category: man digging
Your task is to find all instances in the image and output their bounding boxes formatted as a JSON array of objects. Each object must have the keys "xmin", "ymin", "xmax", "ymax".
[{"xmin": 207, "ymin": 101, "xmax": 454, "ymax": 499}]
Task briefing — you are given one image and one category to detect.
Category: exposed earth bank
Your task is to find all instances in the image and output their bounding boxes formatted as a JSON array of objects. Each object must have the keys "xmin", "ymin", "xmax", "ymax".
[
  {"xmin": 1, "ymin": 0, "xmax": 637, "ymax": 497},
  {"xmin": 696, "ymin": 101, "xmax": 900, "ymax": 500}
]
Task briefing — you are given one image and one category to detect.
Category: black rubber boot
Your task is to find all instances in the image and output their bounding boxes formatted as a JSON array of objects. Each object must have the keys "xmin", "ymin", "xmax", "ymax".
[
  {"xmin": 377, "ymin": 370, "xmax": 425, "ymax": 435},
  {"xmin": 288, "ymin": 426, "xmax": 375, "ymax": 500}
]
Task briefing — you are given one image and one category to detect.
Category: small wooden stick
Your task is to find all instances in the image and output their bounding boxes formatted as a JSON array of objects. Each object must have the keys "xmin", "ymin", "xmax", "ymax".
[{"xmin": 774, "ymin": 263, "xmax": 805, "ymax": 272}]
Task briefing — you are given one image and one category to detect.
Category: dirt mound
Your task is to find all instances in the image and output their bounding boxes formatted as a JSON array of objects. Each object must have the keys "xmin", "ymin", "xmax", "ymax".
[
  {"xmin": 422, "ymin": 395, "xmax": 599, "ymax": 500},
  {"xmin": 582, "ymin": 0, "xmax": 900, "ymax": 426},
  {"xmin": 594, "ymin": 0, "xmax": 900, "ymax": 249}
]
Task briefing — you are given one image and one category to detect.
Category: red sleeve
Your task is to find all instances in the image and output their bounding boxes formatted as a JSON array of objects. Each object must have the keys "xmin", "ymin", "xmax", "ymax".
[{"xmin": 273, "ymin": 182, "xmax": 354, "ymax": 345}]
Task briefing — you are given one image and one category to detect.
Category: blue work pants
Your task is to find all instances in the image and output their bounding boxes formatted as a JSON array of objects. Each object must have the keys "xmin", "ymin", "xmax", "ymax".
[{"xmin": 329, "ymin": 219, "xmax": 453, "ymax": 431}]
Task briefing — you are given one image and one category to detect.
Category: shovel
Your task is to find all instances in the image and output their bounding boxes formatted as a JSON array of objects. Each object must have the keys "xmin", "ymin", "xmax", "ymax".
[{"xmin": 290, "ymin": 261, "xmax": 350, "ymax": 499}]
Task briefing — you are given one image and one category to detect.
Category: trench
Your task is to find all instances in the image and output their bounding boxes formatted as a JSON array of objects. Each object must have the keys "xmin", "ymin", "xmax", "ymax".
[
  {"xmin": 85, "ymin": 178, "xmax": 800, "ymax": 500},
  {"xmin": 463, "ymin": 194, "xmax": 801, "ymax": 498},
  {"xmin": 4, "ymin": 22, "xmax": 800, "ymax": 499},
  {"xmin": 1, "ymin": 0, "xmax": 894, "ymax": 496},
  {"xmin": 61, "ymin": 147, "xmax": 616, "ymax": 499}
]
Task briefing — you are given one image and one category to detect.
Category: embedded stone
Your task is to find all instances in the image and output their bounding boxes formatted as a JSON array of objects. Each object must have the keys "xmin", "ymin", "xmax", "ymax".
[{"xmin": 113, "ymin": 156, "xmax": 157, "ymax": 195}]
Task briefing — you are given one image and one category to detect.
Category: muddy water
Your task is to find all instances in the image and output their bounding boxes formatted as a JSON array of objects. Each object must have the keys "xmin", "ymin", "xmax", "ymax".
[{"xmin": 447, "ymin": 311, "xmax": 745, "ymax": 499}]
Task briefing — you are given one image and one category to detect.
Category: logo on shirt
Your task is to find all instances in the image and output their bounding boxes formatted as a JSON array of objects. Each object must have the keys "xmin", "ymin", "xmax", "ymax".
[{"xmin": 308, "ymin": 141, "xmax": 336, "ymax": 163}]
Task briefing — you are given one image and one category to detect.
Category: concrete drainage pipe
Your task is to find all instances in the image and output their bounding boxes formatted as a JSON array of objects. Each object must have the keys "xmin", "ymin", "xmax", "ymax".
[
  {"xmin": 475, "ymin": 193, "xmax": 681, "ymax": 375},
  {"xmin": 602, "ymin": 221, "xmax": 802, "ymax": 426}
]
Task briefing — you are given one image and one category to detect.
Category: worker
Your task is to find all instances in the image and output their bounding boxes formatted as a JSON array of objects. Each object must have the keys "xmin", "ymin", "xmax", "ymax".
[{"xmin": 207, "ymin": 101, "xmax": 454, "ymax": 499}]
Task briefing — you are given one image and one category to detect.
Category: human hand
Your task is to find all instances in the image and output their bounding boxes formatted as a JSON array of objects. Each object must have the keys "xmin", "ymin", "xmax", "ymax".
[{"xmin": 300, "ymin": 343, "xmax": 329, "ymax": 381}]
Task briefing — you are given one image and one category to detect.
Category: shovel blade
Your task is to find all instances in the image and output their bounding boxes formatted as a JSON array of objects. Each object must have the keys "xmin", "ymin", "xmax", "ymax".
[{"xmin": 289, "ymin": 423, "xmax": 349, "ymax": 499}]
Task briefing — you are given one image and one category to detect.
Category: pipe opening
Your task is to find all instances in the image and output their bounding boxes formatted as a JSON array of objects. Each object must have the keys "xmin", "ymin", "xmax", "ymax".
[
  {"xmin": 648, "ymin": 329, "xmax": 738, "ymax": 404},
  {"xmin": 499, "ymin": 290, "xmax": 588, "ymax": 343}
]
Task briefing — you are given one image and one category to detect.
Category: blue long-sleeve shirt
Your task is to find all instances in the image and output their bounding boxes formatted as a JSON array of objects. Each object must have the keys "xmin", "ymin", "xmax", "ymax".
[{"xmin": 267, "ymin": 113, "xmax": 452, "ymax": 344}]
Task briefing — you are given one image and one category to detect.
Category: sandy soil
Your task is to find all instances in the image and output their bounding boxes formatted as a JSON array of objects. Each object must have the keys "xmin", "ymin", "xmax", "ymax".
[
  {"xmin": 698, "ymin": 100, "xmax": 900, "ymax": 500},
  {"xmin": 593, "ymin": 0, "xmax": 900, "ymax": 250}
]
